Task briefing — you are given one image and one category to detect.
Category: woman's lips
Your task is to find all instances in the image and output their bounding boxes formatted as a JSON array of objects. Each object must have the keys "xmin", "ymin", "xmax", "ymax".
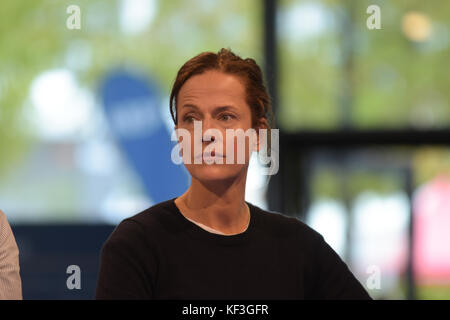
[{"xmin": 194, "ymin": 151, "xmax": 224, "ymax": 160}]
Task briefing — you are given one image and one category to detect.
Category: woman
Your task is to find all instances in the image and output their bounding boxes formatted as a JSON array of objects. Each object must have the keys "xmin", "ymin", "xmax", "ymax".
[{"xmin": 95, "ymin": 48, "xmax": 371, "ymax": 300}]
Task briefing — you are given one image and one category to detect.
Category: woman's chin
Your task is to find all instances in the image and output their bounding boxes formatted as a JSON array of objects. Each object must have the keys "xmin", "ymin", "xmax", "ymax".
[{"xmin": 188, "ymin": 165, "xmax": 241, "ymax": 182}]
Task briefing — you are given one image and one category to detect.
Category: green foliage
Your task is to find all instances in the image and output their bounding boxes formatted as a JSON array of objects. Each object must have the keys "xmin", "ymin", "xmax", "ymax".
[{"xmin": 279, "ymin": 0, "xmax": 450, "ymax": 131}]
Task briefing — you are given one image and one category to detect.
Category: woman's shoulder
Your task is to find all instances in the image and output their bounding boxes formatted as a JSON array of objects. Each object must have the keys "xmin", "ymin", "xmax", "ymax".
[
  {"xmin": 106, "ymin": 198, "xmax": 180, "ymax": 241},
  {"xmin": 250, "ymin": 203, "xmax": 322, "ymax": 242},
  {"xmin": 127, "ymin": 198, "xmax": 176, "ymax": 226}
]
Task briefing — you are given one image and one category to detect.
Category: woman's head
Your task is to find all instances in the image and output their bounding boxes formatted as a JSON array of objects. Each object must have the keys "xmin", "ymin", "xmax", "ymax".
[
  {"xmin": 170, "ymin": 48, "xmax": 274, "ymax": 182},
  {"xmin": 170, "ymin": 48, "xmax": 274, "ymax": 132}
]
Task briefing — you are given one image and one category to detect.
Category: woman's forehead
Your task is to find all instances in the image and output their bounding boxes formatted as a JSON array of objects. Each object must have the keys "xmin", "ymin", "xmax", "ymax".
[{"xmin": 179, "ymin": 71, "xmax": 246, "ymax": 100}]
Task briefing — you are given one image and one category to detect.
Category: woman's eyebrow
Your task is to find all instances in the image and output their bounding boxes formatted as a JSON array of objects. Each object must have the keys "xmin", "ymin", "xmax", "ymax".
[
  {"xmin": 182, "ymin": 104, "xmax": 200, "ymax": 111},
  {"xmin": 213, "ymin": 106, "xmax": 239, "ymax": 114},
  {"xmin": 181, "ymin": 104, "xmax": 239, "ymax": 113}
]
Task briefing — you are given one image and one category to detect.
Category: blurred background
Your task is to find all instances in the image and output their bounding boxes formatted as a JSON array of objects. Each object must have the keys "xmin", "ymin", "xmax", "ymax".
[{"xmin": 0, "ymin": 0, "xmax": 449, "ymax": 299}]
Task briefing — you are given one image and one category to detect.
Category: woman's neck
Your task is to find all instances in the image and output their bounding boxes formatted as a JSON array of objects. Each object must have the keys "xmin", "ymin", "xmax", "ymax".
[{"xmin": 175, "ymin": 172, "xmax": 250, "ymax": 235}]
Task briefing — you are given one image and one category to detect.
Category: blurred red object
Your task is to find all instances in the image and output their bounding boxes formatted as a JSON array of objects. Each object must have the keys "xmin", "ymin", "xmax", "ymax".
[{"xmin": 413, "ymin": 174, "xmax": 450, "ymax": 285}]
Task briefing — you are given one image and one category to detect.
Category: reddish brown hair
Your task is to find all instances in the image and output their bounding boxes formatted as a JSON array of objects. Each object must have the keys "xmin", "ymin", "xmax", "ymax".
[{"xmin": 169, "ymin": 48, "xmax": 275, "ymax": 136}]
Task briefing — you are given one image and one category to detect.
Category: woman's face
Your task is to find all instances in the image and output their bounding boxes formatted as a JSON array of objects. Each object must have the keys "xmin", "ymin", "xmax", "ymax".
[{"xmin": 175, "ymin": 70, "xmax": 257, "ymax": 182}]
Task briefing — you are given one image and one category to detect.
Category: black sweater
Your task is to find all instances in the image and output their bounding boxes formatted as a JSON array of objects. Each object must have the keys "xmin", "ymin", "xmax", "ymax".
[{"xmin": 95, "ymin": 198, "xmax": 372, "ymax": 300}]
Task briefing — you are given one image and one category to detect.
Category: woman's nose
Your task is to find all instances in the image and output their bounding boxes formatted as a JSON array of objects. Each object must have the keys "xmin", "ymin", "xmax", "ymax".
[
  {"xmin": 202, "ymin": 135, "xmax": 215, "ymax": 142},
  {"xmin": 201, "ymin": 117, "xmax": 215, "ymax": 142}
]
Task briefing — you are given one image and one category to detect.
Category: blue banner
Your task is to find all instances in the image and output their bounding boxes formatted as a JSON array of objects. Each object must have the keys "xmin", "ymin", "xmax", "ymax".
[{"xmin": 100, "ymin": 69, "xmax": 189, "ymax": 203}]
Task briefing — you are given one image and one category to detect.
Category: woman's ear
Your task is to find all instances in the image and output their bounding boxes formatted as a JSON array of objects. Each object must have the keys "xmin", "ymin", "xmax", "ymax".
[
  {"xmin": 254, "ymin": 118, "xmax": 269, "ymax": 152},
  {"xmin": 174, "ymin": 124, "xmax": 179, "ymax": 142}
]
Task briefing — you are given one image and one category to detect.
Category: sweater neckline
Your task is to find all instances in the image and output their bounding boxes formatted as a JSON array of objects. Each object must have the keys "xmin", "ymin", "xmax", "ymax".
[{"xmin": 169, "ymin": 197, "xmax": 258, "ymax": 246}]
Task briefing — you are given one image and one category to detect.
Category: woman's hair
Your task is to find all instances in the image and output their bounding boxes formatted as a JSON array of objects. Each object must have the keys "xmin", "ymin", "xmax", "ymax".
[{"xmin": 169, "ymin": 48, "xmax": 275, "ymax": 150}]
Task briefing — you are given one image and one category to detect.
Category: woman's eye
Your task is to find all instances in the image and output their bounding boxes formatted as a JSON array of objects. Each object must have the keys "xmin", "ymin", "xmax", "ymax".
[
  {"xmin": 183, "ymin": 115, "xmax": 194, "ymax": 123},
  {"xmin": 220, "ymin": 114, "xmax": 235, "ymax": 121}
]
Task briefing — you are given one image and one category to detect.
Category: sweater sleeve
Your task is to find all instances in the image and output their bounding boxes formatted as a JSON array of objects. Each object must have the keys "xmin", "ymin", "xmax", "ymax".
[
  {"xmin": 309, "ymin": 233, "xmax": 372, "ymax": 300},
  {"xmin": 95, "ymin": 219, "xmax": 156, "ymax": 300},
  {"xmin": 0, "ymin": 210, "xmax": 22, "ymax": 300}
]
